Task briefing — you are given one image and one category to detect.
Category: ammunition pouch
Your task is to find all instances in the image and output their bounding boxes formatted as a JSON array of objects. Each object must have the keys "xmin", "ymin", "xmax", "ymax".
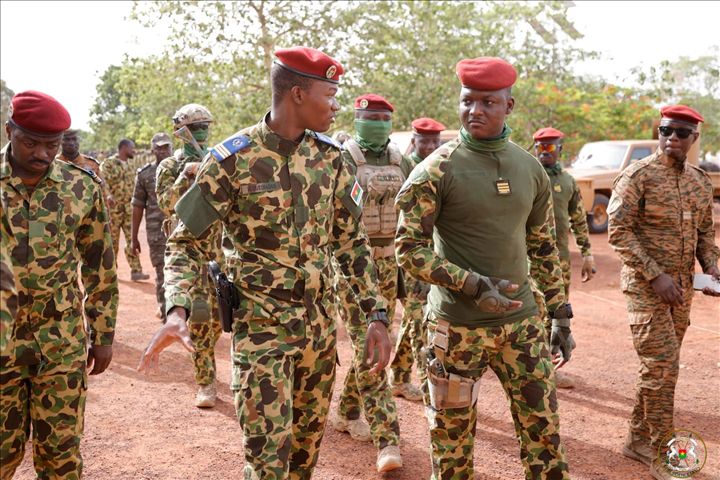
[
  {"xmin": 189, "ymin": 298, "xmax": 210, "ymax": 323},
  {"xmin": 426, "ymin": 318, "xmax": 481, "ymax": 410},
  {"xmin": 207, "ymin": 261, "xmax": 239, "ymax": 333}
]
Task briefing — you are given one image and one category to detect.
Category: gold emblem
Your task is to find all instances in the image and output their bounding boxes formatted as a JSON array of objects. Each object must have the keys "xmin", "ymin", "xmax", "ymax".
[
  {"xmin": 360, "ymin": 99, "xmax": 369, "ymax": 109},
  {"xmin": 495, "ymin": 178, "xmax": 512, "ymax": 196},
  {"xmin": 326, "ymin": 65, "xmax": 337, "ymax": 78},
  {"xmin": 553, "ymin": 184, "xmax": 562, "ymax": 192}
]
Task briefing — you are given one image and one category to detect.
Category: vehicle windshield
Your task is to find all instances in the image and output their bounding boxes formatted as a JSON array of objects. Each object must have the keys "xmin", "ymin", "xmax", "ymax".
[{"xmin": 573, "ymin": 143, "xmax": 628, "ymax": 170}]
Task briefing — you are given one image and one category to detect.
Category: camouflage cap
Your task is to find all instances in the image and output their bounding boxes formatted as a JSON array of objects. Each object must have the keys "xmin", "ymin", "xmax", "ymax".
[
  {"xmin": 151, "ymin": 132, "xmax": 172, "ymax": 148},
  {"xmin": 172, "ymin": 104, "xmax": 213, "ymax": 128}
]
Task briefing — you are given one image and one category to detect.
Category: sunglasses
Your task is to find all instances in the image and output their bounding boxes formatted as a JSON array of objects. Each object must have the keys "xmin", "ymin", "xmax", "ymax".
[
  {"xmin": 534, "ymin": 143, "xmax": 558, "ymax": 153},
  {"xmin": 187, "ymin": 122, "xmax": 210, "ymax": 132},
  {"xmin": 658, "ymin": 126, "xmax": 694, "ymax": 139}
]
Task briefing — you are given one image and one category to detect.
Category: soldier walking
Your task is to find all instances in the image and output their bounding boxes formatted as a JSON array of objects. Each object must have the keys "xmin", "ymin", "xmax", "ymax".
[
  {"xmin": 131, "ymin": 132, "xmax": 172, "ymax": 322},
  {"xmin": 100, "ymin": 138, "xmax": 149, "ymax": 281},
  {"xmin": 138, "ymin": 47, "xmax": 393, "ymax": 479},
  {"xmin": 608, "ymin": 105, "xmax": 719, "ymax": 480},
  {"xmin": 395, "ymin": 57, "xmax": 573, "ymax": 479},
  {"xmin": 0, "ymin": 90, "xmax": 118, "ymax": 479},
  {"xmin": 57, "ymin": 129, "xmax": 102, "ymax": 179}
]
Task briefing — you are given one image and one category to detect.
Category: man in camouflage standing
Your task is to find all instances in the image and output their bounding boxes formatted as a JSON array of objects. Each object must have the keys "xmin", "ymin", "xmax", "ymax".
[
  {"xmin": 332, "ymin": 93, "xmax": 403, "ymax": 470},
  {"xmin": 154, "ymin": 104, "xmax": 223, "ymax": 408},
  {"xmin": 0, "ymin": 90, "xmax": 118, "ymax": 479},
  {"xmin": 532, "ymin": 127, "xmax": 596, "ymax": 389},
  {"xmin": 56, "ymin": 129, "xmax": 102, "ymax": 179},
  {"xmin": 396, "ymin": 57, "xmax": 573, "ymax": 479},
  {"xmin": 609, "ymin": 105, "xmax": 719, "ymax": 480},
  {"xmin": 138, "ymin": 47, "xmax": 394, "ymax": 478},
  {"xmin": 390, "ymin": 117, "xmax": 445, "ymax": 400},
  {"xmin": 131, "ymin": 132, "xmax": 172, "ymax": 322},
  {"xmin": 101, "ymin": 138, "xmax": 149, "ymax": 281}
]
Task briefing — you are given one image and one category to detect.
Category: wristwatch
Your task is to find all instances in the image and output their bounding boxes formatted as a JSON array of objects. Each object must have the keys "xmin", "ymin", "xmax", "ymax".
[
  {"xmin": 549, "ymin": 303, "xmax": 573, "ymax": 320},
  {"xmin": 367, "ymin": 309, "xmax": 390, "ymax": 328}
]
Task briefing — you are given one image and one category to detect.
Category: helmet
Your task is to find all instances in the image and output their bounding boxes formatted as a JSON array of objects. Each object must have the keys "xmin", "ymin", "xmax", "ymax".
[{"xmin": 172, "ymin": 103, "xmax": 213, "ymax": 128}]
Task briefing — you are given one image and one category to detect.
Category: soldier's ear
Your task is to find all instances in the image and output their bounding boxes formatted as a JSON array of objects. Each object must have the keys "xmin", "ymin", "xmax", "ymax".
[
  {"xmin": 692, "ymin": 131, "xmax": 700, "ymax": 144},
  {"xmin": 290, "ymin": 85, "xmax": 305, "ymax": 105}
]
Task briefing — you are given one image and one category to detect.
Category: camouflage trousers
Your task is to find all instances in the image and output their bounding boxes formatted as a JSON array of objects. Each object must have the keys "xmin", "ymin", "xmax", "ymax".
[
  {"xmin": 188, "ymin": 275, "xmax": 222, "ymax": 386},
  {"xmin": 425, "ymin": 315, "xmax": 569, "ymax": 480},
  {"xmin": 0, "ymin": 360, "xmax": 87, "ymax": 480},
  {"xmin": 231, "ymin": 292, "xmax": 336, "ymax": 479},
  {"xmin": 625, "ymin": 284, "xmax": 693, "ymax": 452},
  {"xmin": 149, "ymin": 242, "xmax": 166, "ymax": 320},
  {"xmin": 335, "ymin": 255, "xmax": 400, "ymax": 449},
  {"xmin": 109, "ymin": 206, "xmax": 142, "ymax": 273},
  {"xmin": 390, "ymin": 292, "xmax": 427, "ymax": 387}
]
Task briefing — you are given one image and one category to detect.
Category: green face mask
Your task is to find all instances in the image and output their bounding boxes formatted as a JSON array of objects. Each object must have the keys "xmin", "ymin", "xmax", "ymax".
[
  {"xmin": 183, "ymin": 127, "xmax": 209, "ymax": 159},
  {"xmin": 354, "ymin": 119, "xmax": 392, "ymax": 153}
]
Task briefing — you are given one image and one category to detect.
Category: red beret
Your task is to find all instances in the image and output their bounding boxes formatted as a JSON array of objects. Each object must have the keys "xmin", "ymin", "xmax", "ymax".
[
  {"xmin": 9, "ymin": 90, "xmax": 71, "ymax": 137},
  {"xmin": 660, "ymin": 105, "xmax": 704, "ymax": 125},
  {"xmin": 354, "ymin": 94, "xmax": 394, "ymax": 112},
  {"xmin": 411, "ymin": 117, "xmax": 445, "ymax": 135},
  {"xmin": 274, "ymin": 47, "xmax": 344, "ymax": 84},
  {"xmin": 456, "ymin": 57, "xmax": 517, "ymax": 91},
  {"xmin": 533, "ymin": 127, "xmax": 565, "ymax": 141}
]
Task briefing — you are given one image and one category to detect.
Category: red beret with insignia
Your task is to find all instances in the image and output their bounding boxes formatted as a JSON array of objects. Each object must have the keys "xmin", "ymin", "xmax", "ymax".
[
  {"xmin": 533, "ymin": 127, "xmax": 565, "ymax": 141},
  {"xmin": 354, "ymin": 94, "xmax": 394, "ymax": 112},
  {"xmin": 9, "ymin": 90, "xmax": 71, "ymax": 137},
  {"xmin": 455, "ymin": 57, "xmax": 517, "ymax": 91},
  {"xmin": 274, "ymin": 47, "xmax": 344, "ymax": 84},
  {"xmin": 411, "ymin": 117, "xmax": 446, "ymax": 135},
  {"xmin": 660, "ymin": 105, "xmax": 704, "ymax": 125}
]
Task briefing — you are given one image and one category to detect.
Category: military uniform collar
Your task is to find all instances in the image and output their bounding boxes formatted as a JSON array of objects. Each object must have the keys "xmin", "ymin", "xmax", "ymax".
[
  {"xmin": 0, "ymin": 143, "xmax": 64, "ymax": 183},
  {"xmin": 258, "ymin": 113, "xmax": 306, "ymax": 157}
]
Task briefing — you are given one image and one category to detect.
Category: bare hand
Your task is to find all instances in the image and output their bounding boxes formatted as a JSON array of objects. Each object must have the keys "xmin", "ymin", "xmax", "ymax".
[
  {"xmin": 551, "ymin": 351, "xmax": 567, "ymax": 369},
  {"xmin": 363, "ymin": 321, "xmax": 391, "ymax": 375},
  {"xmin": 132, "ymin": 237, "xmax": 141, "ymax": 255},
  {"xmin": 137, "ymin": 307, "xmax": 195, "ymax": 375},
  {"xmin": 182, "ymin": 162, "xmax": 200, "ymax": 179},
  {"xmin": 581, "ymin": 255, "xmax": 596, "ymax": 282},
  {"xmin": 650, "ymin": 273, "xmax": 684, "ymax": 307},
  {"xmin": 106, "ymin": 195, "xmax": 116, "ymax": 209},
  {"xmin": 88, "ymin": 344, "xmax": 113, "ymax": 375},
  {"xmin": 702, "ymin": 265, "xmax": 720, "ymax": 297}
]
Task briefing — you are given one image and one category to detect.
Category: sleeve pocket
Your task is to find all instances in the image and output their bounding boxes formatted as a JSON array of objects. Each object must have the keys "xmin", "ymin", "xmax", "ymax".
[{"xmin": 628, "ymin": 312, "xmax": 653, "ymax": 325}]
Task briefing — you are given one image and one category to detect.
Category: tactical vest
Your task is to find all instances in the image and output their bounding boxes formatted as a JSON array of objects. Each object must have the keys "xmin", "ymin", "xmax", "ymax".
[{"xmin": 344, "ymin": 139, "xmax": 405, "ymax": 239}]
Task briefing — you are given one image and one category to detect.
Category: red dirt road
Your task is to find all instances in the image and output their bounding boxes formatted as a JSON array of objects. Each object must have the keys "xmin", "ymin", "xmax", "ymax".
[{"xmin": 14, "ymin": 223, "xmax": 720, "ymax": 480}]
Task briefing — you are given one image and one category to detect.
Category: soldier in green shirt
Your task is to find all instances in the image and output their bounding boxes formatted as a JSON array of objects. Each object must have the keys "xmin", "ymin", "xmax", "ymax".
[{"xmin": 395, "ymin": 57, "xmax": 573, "ymax": 479}]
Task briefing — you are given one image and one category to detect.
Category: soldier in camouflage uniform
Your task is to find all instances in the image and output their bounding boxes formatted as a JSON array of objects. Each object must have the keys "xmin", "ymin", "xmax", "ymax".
[
  {"xmin": 1, "ymin": 203, "xmax": 17, "ymax": 366},
  {"xmin": 331, "ymin": 94, "xmax": 403, "ymax": 470},
  {"xmin": 1, "ymin": 91, "xmax": 118, "ymax": 480},
  {"xmin": 608, "ymin": 105, "xmax": 719, "ymax": 480},
  {"xmin": 131, "ymin": 132, "xmax": 172, "ymax": 322},
  {"xmin": 138, "ymin": 47, "xmax": 394, "ymax": 478},
  {"xmin": 100, "ymin": 138, "xmax": 149, "ymax": 281},
  {"xmin": 396, "ymin": 58, "xmax": 573, "ymax": 480},
  {"xmin": 56, "ymin": 129, "xmax": 103, "ymax": 179},
  {"xmin": 155, "ymin": 104, "xmax": 223, "ymax": 408},
  {"xmin": 531, "ymin": 127, "xmax": 596, "ymax": 389},
  {"xmin": 390, "ymin": 117, "xmax": 446, "ymax": 401}
]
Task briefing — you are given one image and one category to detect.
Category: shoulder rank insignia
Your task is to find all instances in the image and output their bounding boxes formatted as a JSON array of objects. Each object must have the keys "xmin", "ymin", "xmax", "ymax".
[
  {"xmin": 67, "ymin": 162, "xmax": 103, "ymax": 184},
  {"xmin": 310, "ymin": 131, "xmax": 341, "ymax": 149},
  {"xmin": 138, "ymin": 162, "xmax": 153, "ymax": 173},
  {"xmin": 210, "ymin": 134, "xmax": 252, "ymax": 161},
  {"xmin": 86, "ymin": 156, "xmax": 101, "ymax": 165}
]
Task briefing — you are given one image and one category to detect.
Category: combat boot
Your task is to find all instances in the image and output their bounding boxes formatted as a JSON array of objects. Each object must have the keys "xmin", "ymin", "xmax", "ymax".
[
  {"xmin": 195, "ymin": 381, "xmax": 217, "ymax": 408},
  {"xmin": 622, "ymin": 433, "xmax": 653, "ymax": 466},
  {"xmin": 333, "ymin": 415, "xmax": 371, "ymax": 442},
  {"xmin": 649, "ymin": 459, "xmax": 673, "ymax": 479},
  {"xmin": 376, "ymin": 445, "xmax": 402, "ymax": 473},
  {"xmin": 131, "ymin": 271, "xmax": 150, "ymax": 282},
  {"xmin": 392, "ymin": 382, "xmax": 423, "ymax": 401}
]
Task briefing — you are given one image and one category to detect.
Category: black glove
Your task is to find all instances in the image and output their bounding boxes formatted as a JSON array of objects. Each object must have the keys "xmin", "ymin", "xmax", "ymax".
[
  {"xmin": 549, "ymin": 316, "xmax": 575, "ymax": 362},
  {"xmin": 461, "ymin": 272, "xmax": 522, "ymax": 314}
]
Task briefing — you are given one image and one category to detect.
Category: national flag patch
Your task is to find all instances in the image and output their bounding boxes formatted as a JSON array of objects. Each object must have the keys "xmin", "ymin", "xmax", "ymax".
[{"xmin": 350, "ymin": 179, "xmax": 364, "ymax": 206}]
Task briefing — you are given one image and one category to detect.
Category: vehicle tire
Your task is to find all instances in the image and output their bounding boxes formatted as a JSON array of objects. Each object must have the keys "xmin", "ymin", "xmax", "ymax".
[{"xmin": 588, "ymin": 193, "xmax": 609, "ymax": 234}]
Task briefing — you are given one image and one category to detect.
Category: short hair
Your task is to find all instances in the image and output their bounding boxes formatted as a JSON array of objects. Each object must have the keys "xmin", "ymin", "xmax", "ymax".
[
  {"xmin": 271, "ymin": 63, "xmax": 313, "ymax": 100},
  {"xmin": 118, "ymin": 138, "xmax": 134, "ymax": 150},
  {"xmin": 63, "ymin": 129, "xmax": 79, "ymax": 138}
]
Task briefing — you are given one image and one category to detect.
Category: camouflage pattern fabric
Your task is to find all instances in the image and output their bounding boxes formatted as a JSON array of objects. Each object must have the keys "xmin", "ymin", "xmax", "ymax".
[
  {"xmin": 1, "ymin": 203, "xmax": 17, "ymax": 359},
  {"xmin": 100, "ymin": 154, "xmax": 143, "ymax": 272},
  {"xmin": 0, "ymin": 145, "xmax": 118, "ymax": 479},
  {"xmin": 164, "ymin": 116, "xmax": 386, "ymax": 477},
  {"xmin": 57, "ymin": 152, "xmax": 103, "ymax": 180},
  {"xmin": 132, "ymin": 161, "xmax": 168, "ymax": 316},
  {"xmin": 424, "ymin": 315, "xmax": 568, "ymax": 479},
  {"xmin": 335, "ymin": 256, "xmax": 400, "ymax": 449},
  {"xmin": 608, "ymin": 149, "xmax": 719, "ymax": 452},
  {"xmin": 391, "ymin": 276, "xmax": 428, "ymax": 386},
  {"xmin": 155, "ymin": 151, "xmax": 222, "ymax": 386}
]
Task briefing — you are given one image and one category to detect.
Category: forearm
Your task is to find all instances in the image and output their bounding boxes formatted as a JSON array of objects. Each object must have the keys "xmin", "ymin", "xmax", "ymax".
[
  {"xmin": 569, "ymin": 198, "xmax": 592, "ymax": 257},
  {"xmin": 527, "ymin": 201, "xmax": 566, "ymax": 312},
  {"xmin": 696, "ymin": 202, "xmax": 720, "ymax": 272},
  {"xmin": 131, "ymin": 205, "xmax": 144, "ymax": 241},
  {"xmin": 608, "ymin": 224, "xmax": 662, "ymax": 280}
]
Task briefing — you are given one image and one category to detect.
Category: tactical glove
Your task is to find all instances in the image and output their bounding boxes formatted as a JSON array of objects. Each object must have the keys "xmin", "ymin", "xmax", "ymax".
[
  {"xmin": 549, "ymin": 304, "xmax": 575, "ymax": 361},
  {"xmin": 461, "ymin": 272, "xmax": 522, "ymax": 313}
]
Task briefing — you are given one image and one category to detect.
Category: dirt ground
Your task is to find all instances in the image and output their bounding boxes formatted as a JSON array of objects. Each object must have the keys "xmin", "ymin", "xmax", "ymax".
[{"xmin": 14, "ymin": 221, "xmax": 720, "ymax": 480}]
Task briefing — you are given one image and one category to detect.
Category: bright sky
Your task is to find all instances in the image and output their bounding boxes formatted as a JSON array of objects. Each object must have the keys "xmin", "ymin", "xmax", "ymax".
[{"xmin": 1, "ymin": 1, "xmax": 718, "ymax": 131}]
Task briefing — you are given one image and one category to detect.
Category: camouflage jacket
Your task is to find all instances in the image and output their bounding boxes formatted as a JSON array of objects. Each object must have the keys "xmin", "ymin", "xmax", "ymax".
[
  {"xmin": 131, "ymin": 161, "xmax": 167, "ymax": 246},
  {"xmin": 546, "ymin": 167, "xmax": 592, "ymax": 259},
  {"xmin": 100, "ymin": 154, "xmax": 135, "ymax": 214},
  {"xmin": 0, "ymin": 144, "xmax": 118, "ymax": 368},
  {"xmin": 156, "ymin": 150, "xmax": 197, "ymax": 221},
  {"xmin": 57, "ymin": 152, "xmax": 103, "ymax": 181},
  {"xmin": 608, "ymin": 149, "xmax": 719, "ymax": 292},
  {"xmin": 395, "ymin": 136, "xmax": 566, "ymax": 327},
  {"xmin": 1, "ymin": 202, "xmax": 17, "ymax": 355},
  {"xmin": 164, "ymin": 117, "xmax": 386, "ymax": 321}
]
